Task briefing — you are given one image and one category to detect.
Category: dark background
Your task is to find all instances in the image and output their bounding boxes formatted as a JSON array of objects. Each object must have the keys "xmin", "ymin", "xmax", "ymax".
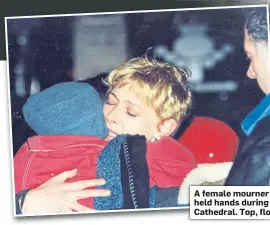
[
  {"xmin": 2, "ymin": 1, "xmax": 269, "ymax": 154},
  {"xmin": 1, "ymin": 0, "xmax": 269, "ymax": 60}
]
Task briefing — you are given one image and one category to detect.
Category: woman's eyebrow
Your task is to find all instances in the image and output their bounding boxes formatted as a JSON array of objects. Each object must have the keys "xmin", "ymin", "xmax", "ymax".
[
  {"xmin": 110, "ymin": 91, "xmax": 143, "ymax": 111},
  {"xmin": 126, "ymin": 100, "xmax": 143, "ymax": 111},
  {"xmin": 108, "ymin": 91, "xmax": 119, "ymax": 101}
]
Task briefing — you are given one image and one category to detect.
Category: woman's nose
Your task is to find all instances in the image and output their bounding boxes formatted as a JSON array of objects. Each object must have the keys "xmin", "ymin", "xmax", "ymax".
[
  {"xmin": 247, "ymin": 63, "xmax": 257, "ymax": 79},
  {"xmin": 106, "ymin": 106, "xmax": 120, "ymax": 124}
]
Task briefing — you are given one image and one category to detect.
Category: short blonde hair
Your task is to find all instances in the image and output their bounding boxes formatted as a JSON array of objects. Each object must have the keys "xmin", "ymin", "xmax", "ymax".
[{"xmin": 103, "ymin": 56, "xmax": 192, "ymax": 129}]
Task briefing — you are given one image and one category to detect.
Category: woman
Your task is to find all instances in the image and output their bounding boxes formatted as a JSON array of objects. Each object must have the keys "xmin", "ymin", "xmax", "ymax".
[{"xmin": 15, "ymin": 56, "xmax": 196, "ymax": 214}]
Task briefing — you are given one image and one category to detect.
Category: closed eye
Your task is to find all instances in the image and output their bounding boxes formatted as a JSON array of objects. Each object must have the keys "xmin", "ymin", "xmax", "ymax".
[
  {"xmin": 105, "ymin": 92, "xmax": 118, "ymax": 105},
  {"xmin": 127, "ymin": 112, "xmax": 137, "ymax": 117},
  {"xmin": 105, "ymin": 100, "xmax": 117, "ymax": 105}
]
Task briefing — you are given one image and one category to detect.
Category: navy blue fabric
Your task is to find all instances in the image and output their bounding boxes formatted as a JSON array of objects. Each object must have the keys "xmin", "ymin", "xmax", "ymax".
[
  {"xmin": 226, "ymin": 115, "xmax": 270, "ymax": 186},
  {"xmin": 226, "ymin": 95, "xmax": 270, "ymax": 185},
  {"xmin": 15, "ymin": 189, "xmax": 31, "ymax": 215},
  {"xmin": 120, "ymin": 135, "xmax": 150, "ymax": 209},
  {"xmin": 155, "ymin": 186, "xmax": 179, "ymax": 208}
]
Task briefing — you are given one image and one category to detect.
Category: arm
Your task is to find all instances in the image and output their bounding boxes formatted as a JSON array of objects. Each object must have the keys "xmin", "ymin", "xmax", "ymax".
[{"xmin": 16, "ymin": 169, "xmax": 111, "ymax": 215}]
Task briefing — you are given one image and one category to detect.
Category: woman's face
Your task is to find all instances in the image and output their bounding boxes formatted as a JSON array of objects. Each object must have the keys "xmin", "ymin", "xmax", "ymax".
[
  {"xmin": 103, "ymin": 84, "xmax": 159, "ymax": 141},
  {"xmin": 244, "ymin": 29, "xmax": 270, "ymax": 94}
]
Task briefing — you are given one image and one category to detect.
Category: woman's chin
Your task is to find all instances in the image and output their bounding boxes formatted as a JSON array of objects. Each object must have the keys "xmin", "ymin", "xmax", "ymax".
[
  {"xmin": 105, "ymin": 132, "xmax": 117, "ymax": 141},
  {"xmin": 105, "ymin": 135, "xmax": 114, "ymax": 141}
]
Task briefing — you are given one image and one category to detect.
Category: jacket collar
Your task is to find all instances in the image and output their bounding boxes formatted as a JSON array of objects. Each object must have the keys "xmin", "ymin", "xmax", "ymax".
[
  {"xmin": 27, "ymin": 135, "xmax": 107, "ymax": 150},
  {"xmin": 241, "ymin": 94, "xmax": 270, "ymax": 136}
]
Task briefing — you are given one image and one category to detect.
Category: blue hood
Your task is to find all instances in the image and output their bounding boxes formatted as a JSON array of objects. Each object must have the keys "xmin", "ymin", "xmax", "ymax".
[{"xmin": 22, "ymin": 82, "xmax": 109, "ymax": 138}]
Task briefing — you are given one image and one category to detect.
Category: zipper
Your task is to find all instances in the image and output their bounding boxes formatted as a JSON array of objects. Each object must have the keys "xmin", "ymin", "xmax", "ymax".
[{"xmin": 122, "ymin": 137, "xmax": 138, "ymax": 209}]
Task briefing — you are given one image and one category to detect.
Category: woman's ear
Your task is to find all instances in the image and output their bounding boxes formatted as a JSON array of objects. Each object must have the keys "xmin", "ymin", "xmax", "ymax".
[{"xmin": 159, "ymin": 119, "xmax": 178, "ymax": 137}]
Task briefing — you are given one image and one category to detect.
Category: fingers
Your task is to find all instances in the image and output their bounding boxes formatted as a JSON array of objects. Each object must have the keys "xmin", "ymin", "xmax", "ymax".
[
  {"xmin": 40, "ymin": 169, "xmax": 78, "ymax": 187},
  {"xmin": 75, "ymin": 189, "xmax": 111, "ymax": 200},
  {"xmin": 69, "ymin": 202, "xmax": 97, "ymax": 212},
  {"xmin": 52, "ymin": 169, "xmax": 78, "ymax": 183},
  {"xmin": 61, "ymin": 179, "xmax": 106, "ymax": 191}
]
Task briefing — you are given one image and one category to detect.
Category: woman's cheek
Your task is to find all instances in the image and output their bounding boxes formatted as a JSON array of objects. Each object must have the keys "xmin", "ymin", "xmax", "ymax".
[{"xmin": 103, "ymin": 104, "xmax": 110, "ymax": 117}]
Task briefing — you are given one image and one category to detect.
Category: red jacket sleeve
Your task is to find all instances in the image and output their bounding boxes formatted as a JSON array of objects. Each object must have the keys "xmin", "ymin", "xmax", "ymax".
[{"xmin": 13, "ymin": 142, "xmax": 31, "ymax": 193}]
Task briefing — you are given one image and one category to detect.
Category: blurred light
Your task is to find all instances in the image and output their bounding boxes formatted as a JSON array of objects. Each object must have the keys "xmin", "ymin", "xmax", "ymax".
[
  {"xmin": 174, "ymin": 60, "xmax": 186, "ymax": 67},
  {"xmin": 30, "ymin": 76, "xmax": 40, "ymax": 95},
  {"xmin": 214, "ymin": 51, "xmax": 225, "ymax": 61},
  {"xmin": 173, "ymin": 25, "xmax": 214, "ymax": 57},
  {"xmin": 204, "ymin": 58, "xmax": 215, "ymax": 69},
  {"xmin": 14, "ymin": 64, "xmax": 24, "ymax": 75},
  {"xmin": 153, "ymin": 23, "xmax": 234, "ymax": 87},
  {"xmin": 222, "ymin": 44, "xmax": 234, "ymax": 54},
  {"xmin": 164, "ymin": 53, "xmax": 178, "ymax": 62},
  {"xmin": 190, "ymin": 81, "xmax": 238, "ymax": 93},
  {"xmin": 16, "ymin": 36, "xmax": 27, "ymax": 46},
  {"xmin": 15, "ymin": 73, "xmax": 25, "ymax": 97},
  {"xmin": 154, "ymin": 45, "xmax": 168, "ymax": 56}
]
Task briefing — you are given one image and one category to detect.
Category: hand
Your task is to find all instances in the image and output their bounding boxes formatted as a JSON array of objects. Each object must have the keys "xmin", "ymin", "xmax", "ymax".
[{"xmin": 22, "ymin": 169, "xmax": 111, "ymax": 215}]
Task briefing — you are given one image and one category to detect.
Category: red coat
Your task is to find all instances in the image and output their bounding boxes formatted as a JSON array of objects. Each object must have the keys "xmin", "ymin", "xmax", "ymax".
[{"xmin": 14, "ymin": 135, "xmax": 197, "ymax": 208}]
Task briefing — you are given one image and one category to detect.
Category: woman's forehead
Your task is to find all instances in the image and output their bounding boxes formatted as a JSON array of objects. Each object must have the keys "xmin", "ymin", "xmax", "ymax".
[
  {"xmin": 112, "ymin": 84, "xmax": 151, "ymax": 109},
  {"xmin": 113, "ymin": 83, "xmax": 142, "ymax": 99}
]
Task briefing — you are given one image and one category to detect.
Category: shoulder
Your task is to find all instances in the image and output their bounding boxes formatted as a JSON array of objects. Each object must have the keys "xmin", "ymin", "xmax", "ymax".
[
  {"xmin": 242, "ymin": 115, "xmax": 270, "ymax": 153},
  {"xmin": 235, "ymin": 116, "xmax": 270, "ymax": 164},
  {"xmin": 251, "ymin": 116, "xmax": 270, "ymax": 136},
  {"xmin": 225, "ymin": 117, "xmax": 270, "ymax": 186}
]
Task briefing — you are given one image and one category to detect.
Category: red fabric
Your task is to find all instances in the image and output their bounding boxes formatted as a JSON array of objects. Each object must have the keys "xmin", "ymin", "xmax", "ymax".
[
  {"xmin": 14, "ymin": 135, "xmax": 197, "ymax": 208},
  {"xmin": 147, "ymin": 136, "xmax": 197, "ymax": 188},
  {"xmin": 177, "ymin": 116, "xmax": 239, "ymax": 164},
  {"xmin": 13, "ymin": 135, "xmax": 106, "ymax": 209}
]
